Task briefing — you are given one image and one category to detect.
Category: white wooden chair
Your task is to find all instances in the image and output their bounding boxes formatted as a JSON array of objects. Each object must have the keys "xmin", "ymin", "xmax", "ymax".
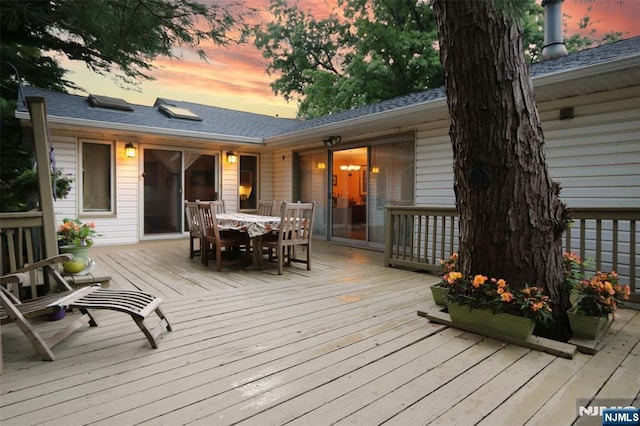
[
  {"xmin": 184, "ymin": 200, "xmax": 202, "ymax": 259},
  {"xmin": 198, "ymin": 202, "xmax": 249, "ymax": 271},
  {"xmin": 257, "ymin": 200, "xmax": 274, "ymax": 216},
  {"xmin": 260, "ymin": 201, "xmax": 316, "ymax": 274}
]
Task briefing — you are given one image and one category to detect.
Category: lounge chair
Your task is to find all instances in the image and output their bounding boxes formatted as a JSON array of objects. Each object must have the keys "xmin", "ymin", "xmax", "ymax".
[{"xmin": 0, "ymin": 254, "xmax": 172, "ymax": 361}]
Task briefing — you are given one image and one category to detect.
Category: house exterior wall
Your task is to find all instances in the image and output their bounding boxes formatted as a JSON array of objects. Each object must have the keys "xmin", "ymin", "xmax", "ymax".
[
  {"xmin": 46, "ymin": 126, "xmax": 268, "ymax": 246},
  {"xmin": 50, "ymin": 130, "xmax": 141, "ymax": 246},
  {"xmin": 271, "ymin": 148, "xmax": 295, "ymax": 203},
  {"xmin": 415, "ymin": 85, "xmax": 640, "ymax": 209}
]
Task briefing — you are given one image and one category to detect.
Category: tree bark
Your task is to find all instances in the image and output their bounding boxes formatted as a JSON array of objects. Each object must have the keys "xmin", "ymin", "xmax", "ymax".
[{"xmin": 431, "ymin": 0, "xmax": 571, "ymax": 340}]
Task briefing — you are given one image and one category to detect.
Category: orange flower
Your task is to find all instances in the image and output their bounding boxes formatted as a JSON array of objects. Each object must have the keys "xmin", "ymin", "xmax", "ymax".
[
  {"xmin": 445, "ymin": 271, "xmax": 463, "ymax": 284},
  {"xmin": 500, "ymin": 292, "xmax": 513, "ymax": 302},
  {"xmin": 472, "ymin": 275, "xmax": 488, "ymax": 288}
]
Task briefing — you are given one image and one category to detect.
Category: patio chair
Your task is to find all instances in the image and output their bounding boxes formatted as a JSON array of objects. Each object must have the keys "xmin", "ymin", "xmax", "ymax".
[
  {"xmin": 185, "ymin": 200, "xmax": 203, "ymax": 259},
  {"xmin": 257, "ymin": 200, "xmax": 274, "ymax": 216},
  {"xmin": 210, "ymin": 199, "xmax": 226, "ymax": 214},
  {"xmin": 0, "ymin": 255, "xmax": 172, "ymax": 361},
  {"xmin": 260, "ymin": 201, "xmax": 316, "ymax": 275},
  {"xmin": 198, "ymin": 202, "xmax": 250, "ymax": 271}
]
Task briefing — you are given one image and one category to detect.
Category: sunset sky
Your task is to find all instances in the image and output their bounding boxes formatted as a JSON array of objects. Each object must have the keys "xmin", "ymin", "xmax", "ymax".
[{"xmin": 61, "ymin": 0, "xmax": 640, "ymax": 119}]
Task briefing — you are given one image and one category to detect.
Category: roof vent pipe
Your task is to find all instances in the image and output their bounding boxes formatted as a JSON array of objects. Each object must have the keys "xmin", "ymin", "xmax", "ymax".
[{"xmin": 541, "ymin": 0, "xmax": 568, "ymax": 61}]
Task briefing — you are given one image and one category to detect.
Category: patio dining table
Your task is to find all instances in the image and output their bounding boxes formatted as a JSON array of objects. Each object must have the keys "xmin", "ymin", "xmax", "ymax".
[{"xmin": 216, "ymin": 213, "xmax": 281, "ymax": 268}]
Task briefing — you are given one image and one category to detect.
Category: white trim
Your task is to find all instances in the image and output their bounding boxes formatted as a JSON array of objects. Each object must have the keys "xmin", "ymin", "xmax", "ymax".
[
  {"xmin": 532, "ymin": 55, "xmax": 640, "ymax": 86},
  {"xmin": 14, "ymin": 112, "xmax": 265, "ymax": 144}
]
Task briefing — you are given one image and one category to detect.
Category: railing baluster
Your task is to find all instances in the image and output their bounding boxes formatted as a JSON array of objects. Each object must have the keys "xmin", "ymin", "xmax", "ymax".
[{"xmin": 595, "ymin": 219, "xmax": 602, "ymax": 271}]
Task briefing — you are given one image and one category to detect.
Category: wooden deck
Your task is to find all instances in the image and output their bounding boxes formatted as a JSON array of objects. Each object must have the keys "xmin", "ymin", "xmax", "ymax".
[{"xmin": 1, "ymin": 239, "xmax": 638, "ymax": 425}]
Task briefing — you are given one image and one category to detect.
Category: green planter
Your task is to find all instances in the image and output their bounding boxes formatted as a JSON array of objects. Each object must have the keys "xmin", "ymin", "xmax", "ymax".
[
  {"xmin": 59, "ymin": 245, "xmax": 91, "ymax": 259},
  {"xmin": 448, "ymin": 302, "xmax": 535, "ymax": 340},
  {"xmin": 430, "ymin": 284, "xmax": 448, "ymax": 307},
  {"xmin": 567, "ymin": 305, "xmax": 612, "ymax": 340},
  {"xmin": 59, "ymin": 245, "xmax": 91, "ymax": 274}
]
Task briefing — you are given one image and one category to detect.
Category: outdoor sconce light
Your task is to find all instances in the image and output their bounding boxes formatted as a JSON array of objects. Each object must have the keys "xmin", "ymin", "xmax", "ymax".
[
  {"xmin": 124, "ymin": 142, "xmax": 136, "ymax": 158},
  {"xmin": 371, "ymin": 166, "xmax": 380, "ymax": 174},
  {"xmin": 226, "ymin": 151, "xmax": 237, "ymax": 164},
  {"xmin": 322, "ymin": 135, "xmax": 342, "ymax": 147},
  {"xmin": 317, "ymin": 162, "xmax": 326, "ymax": 170}
]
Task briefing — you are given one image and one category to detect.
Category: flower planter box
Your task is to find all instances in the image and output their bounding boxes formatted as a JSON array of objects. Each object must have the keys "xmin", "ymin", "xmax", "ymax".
[
  {"xmin": 430, "ymin": 284, "xmax": 448, "ymax": 307},
  {"xmin": 448, "ymin": 302, "xmax": 535, "ymax": 340},
  {"xmin": 567, "ymin": 305, "xmax": 612, "ymax": 340}
]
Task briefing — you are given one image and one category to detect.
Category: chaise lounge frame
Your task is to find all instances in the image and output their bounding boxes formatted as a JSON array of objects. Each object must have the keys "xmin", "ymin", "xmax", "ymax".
[{"xmin": 0, "ymin": 255, "xmax": 172, "ymax": 361}]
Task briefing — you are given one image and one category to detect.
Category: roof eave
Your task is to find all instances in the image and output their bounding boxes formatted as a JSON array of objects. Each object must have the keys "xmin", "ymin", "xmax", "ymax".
[
  {"xmin": 14, "ymin": 112, "xmax": 265, "ymax": 145},
  {"xmin": 265, "ymin": 98, "xmax": 448, "ymax": 147},
  {"xmin": 532, "ymin": 54, "xmax": 640, "ymax": 87}
]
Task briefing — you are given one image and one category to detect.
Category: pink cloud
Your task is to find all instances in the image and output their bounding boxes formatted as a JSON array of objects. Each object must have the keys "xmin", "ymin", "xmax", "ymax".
[
  {"xmin": 560, "ymin": 0, "xmax": 640, "ymax": 38},
  {"xmin": 66, "ymin": 0, "xmax": 640, "ymax": 118}
]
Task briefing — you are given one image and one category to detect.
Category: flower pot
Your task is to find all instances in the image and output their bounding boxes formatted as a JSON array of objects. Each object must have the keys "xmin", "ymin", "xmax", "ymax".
[
  {"xmin": 48, "ymin": 308, "xmax": 66, "ymax": 321},
  {"xmin": 59, "ymin": 245, "xmax": 91, "ymax": 259},
  {"xmin": 430, "ymin": 284, "xmax": 448, "ymax": 307},
  {"xmin": 567, "ymin": 305, "xmax": 612, "ymax": 340},
  {"xmin": 59, "ymin": 245, "xmax": 91, "ymax": 274},
  {"xmin": 448, "ymin": 302, "xmax": 535, "ymax": 340}
]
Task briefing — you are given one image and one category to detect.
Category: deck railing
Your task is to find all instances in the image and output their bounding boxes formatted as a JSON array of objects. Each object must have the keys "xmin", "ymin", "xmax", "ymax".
[
  {"xmin": 385, "ymin": 206, "xmax": 639, "ymax": 302},
  {"xmin": 3, "ymin": 207, "xmax": 639, "ymax": 302}
]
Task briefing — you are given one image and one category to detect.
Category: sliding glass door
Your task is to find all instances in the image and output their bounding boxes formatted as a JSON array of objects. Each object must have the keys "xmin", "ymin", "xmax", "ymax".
[
  {"xmin": 143, "ymin": 148, "xmax": 183, "ymax": 235},
  {"xmin": 332, "ymin": 147, "xmax": 367, "ymax": 241},
  {"xmin": 296, "ymin": 151, "xmax": 328, "ymax": 237},
  {"xmin": 143, "ymin": 149, "xmax": 218, "ymax": 236},
  {"xmin": 294, "ymin": 134, "xmax": 415, "ymax": 246}
]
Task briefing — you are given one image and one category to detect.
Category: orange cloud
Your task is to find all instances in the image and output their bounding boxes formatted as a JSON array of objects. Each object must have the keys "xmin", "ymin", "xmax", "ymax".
[
  {"xmin": 560, "ymin": 0, "xmax": 640, "ymax": 39},
  {"xmin": 63, "ymin": 0, "xmax": 640, "ymax": 119}
]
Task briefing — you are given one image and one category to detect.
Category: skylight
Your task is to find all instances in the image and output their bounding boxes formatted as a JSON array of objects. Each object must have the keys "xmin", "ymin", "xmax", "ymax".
[
  {"xmin": 88, "ymin": 94, "xmax": 134, "ymax": 111},
  {"xmin": 158, "ymin": 104, "xmax": 202, "ymax": 121}
]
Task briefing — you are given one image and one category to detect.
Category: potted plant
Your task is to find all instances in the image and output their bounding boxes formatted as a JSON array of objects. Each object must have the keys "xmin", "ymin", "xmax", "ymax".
[
  {"xmin": 431, "ymin": 252, "xmax": 458, "ymax": 306},
  {"xmin": 442, "ymin": 267, "xmax": 553, "ymax": 340},
  {"xmin": 563, "ymin": 252, "xmax": 630, "ymax": 339},
  {"xmin": 57, "ymin": 218, "xmax": 100, "ymax": 274}
]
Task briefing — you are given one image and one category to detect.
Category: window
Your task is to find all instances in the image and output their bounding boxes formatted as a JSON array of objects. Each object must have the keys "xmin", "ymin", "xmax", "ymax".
[
  {"xmin": 80, "ymin": 141, "xmax": 114, "ymax": 214},
  {"xmin": 157, "ymin": 104, "xmax": 202, "ymax": 121},
  {"xmin": 239, "ymin": 155, "xmax": 258, "ymax": 211},
  {"xmin": 88, "ymin": 94, "xmax": 134, "ymax": 111}
]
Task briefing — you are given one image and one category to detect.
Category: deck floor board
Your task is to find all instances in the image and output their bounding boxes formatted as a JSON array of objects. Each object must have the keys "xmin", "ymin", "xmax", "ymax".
[{"xmin": 1, "ymin": 239, "xmax": 638, "ymax": 425}]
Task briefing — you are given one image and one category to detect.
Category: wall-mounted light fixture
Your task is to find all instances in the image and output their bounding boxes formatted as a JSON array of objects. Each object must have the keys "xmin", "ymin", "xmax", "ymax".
[
  {"xmin": 322, "ymin": 135, "xmax": 342, "ymax": 148},
  {"xmin": 226, "ymin": 151, "xmax": 237, "ymax": 164},
  {"xmin": 371, "ymin": 166, "xmax": 380, "ymax": 174},
  {"xmin": 124, "ymin": 142, "xmax": 136, "ymax": 158},
  {"xmin": 317, "ymin": 162, "xmax": 326, "ymax": 170}
]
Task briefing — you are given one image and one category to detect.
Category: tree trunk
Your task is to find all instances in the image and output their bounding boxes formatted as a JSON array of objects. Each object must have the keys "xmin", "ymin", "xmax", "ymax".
[{"xmin": 431, "ymin": 0, "xmax": 571, "ymax": 340}]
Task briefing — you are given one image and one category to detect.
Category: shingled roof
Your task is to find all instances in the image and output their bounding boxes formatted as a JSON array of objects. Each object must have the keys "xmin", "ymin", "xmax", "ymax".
[
  {"xmin": 16, "ymin": 36, "xmax": 640, "ymax": 141},
  {"xmin": 278, "ymin": 36, "xmax": 640, "ymax": 135},
  {"xmin": 17, "ymin": 86, "xmax": 301, "ymax": 142}
]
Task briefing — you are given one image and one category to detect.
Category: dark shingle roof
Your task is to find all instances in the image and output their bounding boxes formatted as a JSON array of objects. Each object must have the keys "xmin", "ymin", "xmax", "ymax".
[
  {"xmin": 17, "ymin": 36, "xmax": 639, "ymax": 140},
  {"xmin": 279, "ymin": 36, "xmax": 640, "ymax": 135},
  {"xmin": 17, "ymin": 86, "xmax": 301, "ymax": 140}
]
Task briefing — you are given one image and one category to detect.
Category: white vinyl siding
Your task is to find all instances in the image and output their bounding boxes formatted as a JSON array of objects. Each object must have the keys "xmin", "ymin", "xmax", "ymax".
[
  {"xmin": 272, "ymin": 148, "xmax": 294, "ymax": 203},
  {"xmin": 415, "ymin": 86, "xmax": 640, "ymax": 209}
]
